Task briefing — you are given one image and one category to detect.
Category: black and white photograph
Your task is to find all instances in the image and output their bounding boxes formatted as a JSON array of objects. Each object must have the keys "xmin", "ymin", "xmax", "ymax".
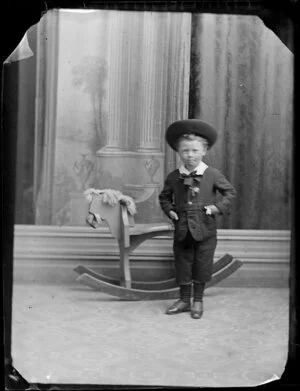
[{"xmin": 2, "ymin": 0, "xmax": 298, "ymax": 389}]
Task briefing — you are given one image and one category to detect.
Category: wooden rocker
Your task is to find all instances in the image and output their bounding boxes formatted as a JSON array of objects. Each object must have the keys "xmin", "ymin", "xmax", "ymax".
[{"xmin": 74, "ymin": 189, "xmax": 243, "ymax": 300}]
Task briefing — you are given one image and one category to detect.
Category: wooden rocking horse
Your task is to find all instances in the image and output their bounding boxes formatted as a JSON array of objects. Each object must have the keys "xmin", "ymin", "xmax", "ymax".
[{"xmin": 74, "ymin": 188, "xmax": 243, "ymax": 300}]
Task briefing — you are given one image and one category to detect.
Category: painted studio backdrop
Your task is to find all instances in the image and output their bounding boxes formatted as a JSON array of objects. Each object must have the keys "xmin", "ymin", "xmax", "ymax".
[{"xmin": 7, "ymin": 9, "xmax": 293, "ymax": 229}]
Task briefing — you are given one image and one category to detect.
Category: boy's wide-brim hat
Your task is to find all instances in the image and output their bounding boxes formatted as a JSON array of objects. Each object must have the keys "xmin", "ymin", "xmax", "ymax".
[{"xmin": 165, "ymin": 119, "xmax": 218, "ymax": 151}]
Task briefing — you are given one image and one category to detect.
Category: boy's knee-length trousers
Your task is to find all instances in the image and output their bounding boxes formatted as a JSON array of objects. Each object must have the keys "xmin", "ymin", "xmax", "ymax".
[{"xmin": 173, "ymin": 231, "xmax": 217, "ymax": 285}]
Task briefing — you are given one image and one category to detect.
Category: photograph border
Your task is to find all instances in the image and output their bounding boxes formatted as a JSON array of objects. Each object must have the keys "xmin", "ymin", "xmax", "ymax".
[{"xmin": 2, "ymin": 1, "xmax": 299, "ymax": 389}]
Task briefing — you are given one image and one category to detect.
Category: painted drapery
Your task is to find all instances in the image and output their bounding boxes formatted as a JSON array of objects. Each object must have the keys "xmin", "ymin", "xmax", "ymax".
[
  {"xmin": 189, "ymin": 14, "xmax": 293, "ymax": 229},
  {"xmin": 13, "ymin": 10, "xmax": 293, "ymax": 229}
]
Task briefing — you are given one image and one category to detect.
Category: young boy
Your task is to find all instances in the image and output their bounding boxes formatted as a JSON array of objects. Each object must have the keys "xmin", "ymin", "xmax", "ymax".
[{"xmin": 159, "ymin": 119, "xmax": 236, "ymax": 319}]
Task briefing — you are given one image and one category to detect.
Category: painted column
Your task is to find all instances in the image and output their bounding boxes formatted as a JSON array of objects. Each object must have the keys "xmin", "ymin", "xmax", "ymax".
[
  {"xmin": 100, "ymin": 11, "xmax": 124, "ymax": 151},
  {"xmin": 138, "ymin": 13, "xmax": 160, "ymax": 151}
]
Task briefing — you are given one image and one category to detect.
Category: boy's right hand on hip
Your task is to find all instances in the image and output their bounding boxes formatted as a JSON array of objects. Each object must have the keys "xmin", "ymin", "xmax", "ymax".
[{"xmin": 169, "ymin": 210, "xmax": 179, "ymax": 220}]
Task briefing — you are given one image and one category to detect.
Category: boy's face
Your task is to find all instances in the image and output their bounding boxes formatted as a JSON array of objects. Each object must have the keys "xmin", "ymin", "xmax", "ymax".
[{"xmin": 178, "ymin": 139, "xmax": 207, "ymax": 171}]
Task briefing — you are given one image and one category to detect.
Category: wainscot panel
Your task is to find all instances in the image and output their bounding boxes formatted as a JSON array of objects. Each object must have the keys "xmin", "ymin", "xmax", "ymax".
[{"xmin": 13, "ymin": 225, "xmax": 290, "ymax": 288}]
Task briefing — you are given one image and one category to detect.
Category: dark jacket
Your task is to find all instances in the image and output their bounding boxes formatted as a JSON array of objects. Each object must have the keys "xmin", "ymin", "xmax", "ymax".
[{"xmin": 159, "ymin": 167, "xmax": 236, "ymax": 241}]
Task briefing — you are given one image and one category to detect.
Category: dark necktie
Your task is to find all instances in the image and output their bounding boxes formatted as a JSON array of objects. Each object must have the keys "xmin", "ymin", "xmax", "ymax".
[{"xmin": 180, "ymin": 171, "xmax": 202, "ymax": 186}]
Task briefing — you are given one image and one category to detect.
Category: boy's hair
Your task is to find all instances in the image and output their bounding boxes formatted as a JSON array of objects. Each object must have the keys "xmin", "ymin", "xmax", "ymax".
[{"xmin": 176, "ymin": 133, "xmax": 209, "ymax": 150}]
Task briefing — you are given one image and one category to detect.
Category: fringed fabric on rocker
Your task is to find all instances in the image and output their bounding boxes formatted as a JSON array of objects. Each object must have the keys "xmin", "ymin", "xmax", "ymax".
[{"xmin": 84, "ymin": 188, "xmax": 137, "ymax": 229}]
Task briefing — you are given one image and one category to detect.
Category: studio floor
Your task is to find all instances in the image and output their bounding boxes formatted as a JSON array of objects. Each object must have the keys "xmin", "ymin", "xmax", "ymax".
[{"xmin": 11, "ymin": 282, "xmax": 289, "ymax": 388}]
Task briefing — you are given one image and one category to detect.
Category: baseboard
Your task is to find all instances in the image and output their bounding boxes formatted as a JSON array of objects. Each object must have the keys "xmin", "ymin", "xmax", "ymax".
[{"xmin": 13, "ymin": 225, "xmax": 291, "ymax": 288}]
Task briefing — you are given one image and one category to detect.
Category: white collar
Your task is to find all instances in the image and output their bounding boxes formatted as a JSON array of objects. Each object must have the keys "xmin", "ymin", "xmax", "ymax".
[{"xmin": 179, "ymin": 161, "xmax": 208, "ymax": 175}]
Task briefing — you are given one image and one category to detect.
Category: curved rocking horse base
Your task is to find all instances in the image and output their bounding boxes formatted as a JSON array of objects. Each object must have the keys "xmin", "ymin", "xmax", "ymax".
[
  {"xmin": 75, "ymin": 255, "xmax": 243, "ymax": 301},
  {"xmin": 74, "ymin": 253, "xmax": 235, "ymax": 291}
]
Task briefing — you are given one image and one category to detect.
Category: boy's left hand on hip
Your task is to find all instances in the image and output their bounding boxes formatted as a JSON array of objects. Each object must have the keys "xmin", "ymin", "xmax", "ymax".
[{"xmin": 204, "ymin": 205, "xmax": 220, "ymax": 215}]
